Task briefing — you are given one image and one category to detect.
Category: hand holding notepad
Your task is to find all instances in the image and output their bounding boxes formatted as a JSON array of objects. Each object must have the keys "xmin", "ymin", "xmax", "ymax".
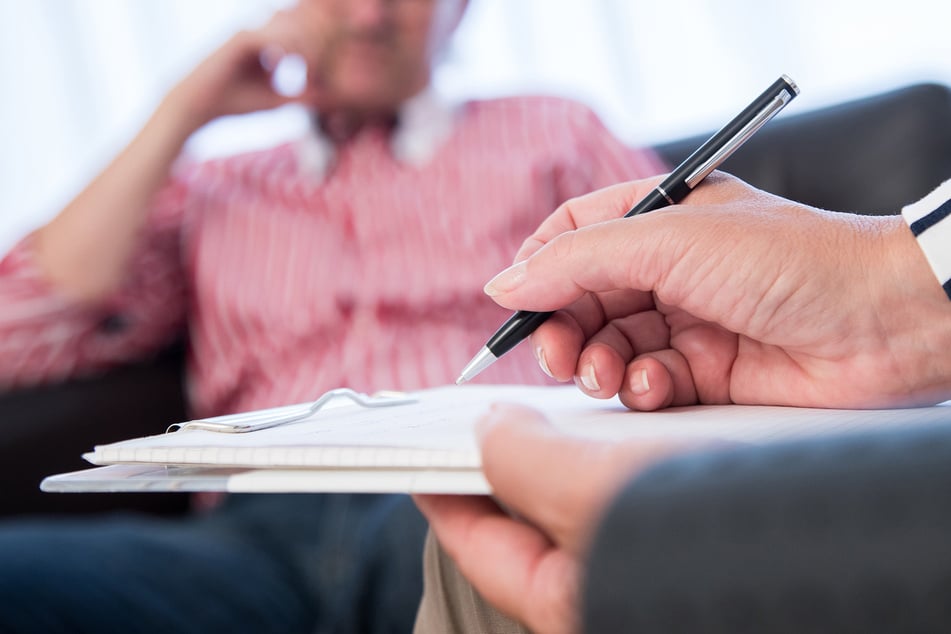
[{"xmin": 43, "ymin": 384, "xmax": 951, "ymax": 495}]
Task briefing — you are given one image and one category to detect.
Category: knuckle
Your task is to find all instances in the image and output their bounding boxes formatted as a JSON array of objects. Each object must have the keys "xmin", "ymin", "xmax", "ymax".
[{"xmin": 546, "ymin": 231, "xmax": 580, "ymax": 262}]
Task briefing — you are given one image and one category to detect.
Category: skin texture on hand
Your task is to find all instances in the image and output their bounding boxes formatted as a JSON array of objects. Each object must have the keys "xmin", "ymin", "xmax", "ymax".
[{"xmin": 484, "ymin": 173, "xmax": 951, "ymax": 410}]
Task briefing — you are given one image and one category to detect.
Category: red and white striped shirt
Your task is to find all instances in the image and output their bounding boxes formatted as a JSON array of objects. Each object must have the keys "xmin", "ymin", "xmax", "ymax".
[{"xmin": 0, "ymin": 93, "xmax": 665, "ymax": 417}]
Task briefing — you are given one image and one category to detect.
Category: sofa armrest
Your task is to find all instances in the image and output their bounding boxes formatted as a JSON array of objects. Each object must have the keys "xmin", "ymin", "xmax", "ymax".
[{"xmin": 0, "ymin": 342, "xmax": 190, "ymax": 517}]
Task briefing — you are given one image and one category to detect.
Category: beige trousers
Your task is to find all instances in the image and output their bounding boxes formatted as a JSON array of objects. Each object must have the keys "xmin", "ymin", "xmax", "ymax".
[{"xmin": 414, "ymin": 530, "xmax": 531, "ymax": 634}]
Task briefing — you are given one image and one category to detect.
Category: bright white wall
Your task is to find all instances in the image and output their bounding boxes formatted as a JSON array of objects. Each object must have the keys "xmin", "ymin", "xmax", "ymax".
[
  {"xmin": 439, "ymin": 0, "xmax": 951, "ymax": 142},
  {"xmin": 3, "ymin": 0, "xmax": 951, "ymax": 251}
]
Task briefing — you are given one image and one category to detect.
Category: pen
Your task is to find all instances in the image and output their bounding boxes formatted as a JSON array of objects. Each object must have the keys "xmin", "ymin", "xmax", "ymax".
[{"xmin": 456, "ymin": 74, "xmax": 800, "ymax": 384}]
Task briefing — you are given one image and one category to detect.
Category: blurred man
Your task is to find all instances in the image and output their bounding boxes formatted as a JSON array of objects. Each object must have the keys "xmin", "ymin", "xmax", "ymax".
[{"xmin": 0, "ymin": 0, "xmax": 663, "ymax": 631}]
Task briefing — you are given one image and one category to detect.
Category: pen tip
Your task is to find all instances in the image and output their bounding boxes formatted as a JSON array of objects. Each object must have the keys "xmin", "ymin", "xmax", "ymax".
[{"xmin": 455, "ymin": 346, "xmax": 497, "ymax": 386}]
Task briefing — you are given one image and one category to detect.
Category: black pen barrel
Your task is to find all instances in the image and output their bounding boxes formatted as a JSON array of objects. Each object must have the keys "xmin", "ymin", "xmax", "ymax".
[
  {"xmin": 624, "ymin": 187, "xmax": 675, "ymax": 217},
  {"xmin": 486, "ymin": 309, "xmax": 554, "ymax": 357},
  {"xmin": 460, "ymin": 75, "xmax": 799, "ymax": 382}
]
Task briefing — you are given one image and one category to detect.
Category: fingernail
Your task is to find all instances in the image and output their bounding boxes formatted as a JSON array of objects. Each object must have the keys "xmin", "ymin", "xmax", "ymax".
[
  {"xmin": 630, "ymin": 368, "xmax": 650, "ymax": 395},
  {"xmin": 484, "ymin": 261, "xmax": 527, "ymax": 297},
  {"xmin": 579, "ymin": 363, "xmax": 600, "ymax": 392},
  {"xmin": 536, "ymin": 345, "xmax": 554, "ymax": 378}
]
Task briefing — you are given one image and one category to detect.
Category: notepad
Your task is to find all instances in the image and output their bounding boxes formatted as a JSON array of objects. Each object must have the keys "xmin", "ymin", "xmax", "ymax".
[{"xmin": 42, "ymin": 384, "xmax": 951, "ymax": 495}]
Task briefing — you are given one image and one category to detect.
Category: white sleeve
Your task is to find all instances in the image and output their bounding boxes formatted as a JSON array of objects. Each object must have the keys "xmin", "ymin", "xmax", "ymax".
[{"xmin": 901, "ymin": 179, "xmax": 951, "ymax": 300}]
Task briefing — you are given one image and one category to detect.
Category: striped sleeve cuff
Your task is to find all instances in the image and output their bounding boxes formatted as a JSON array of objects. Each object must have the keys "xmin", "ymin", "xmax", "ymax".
[{"xmin": 901, "ymin": 179, "xmax": 951, "ymax": 300}]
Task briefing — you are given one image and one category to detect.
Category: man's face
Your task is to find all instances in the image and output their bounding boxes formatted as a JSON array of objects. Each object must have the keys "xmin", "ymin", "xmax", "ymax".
[{"xmin": 295, "ymin": 0, "xmax": 462, "ymax": 114}]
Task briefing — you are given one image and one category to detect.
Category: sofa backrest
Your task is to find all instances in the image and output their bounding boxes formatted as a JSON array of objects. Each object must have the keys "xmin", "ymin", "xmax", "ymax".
[{"xmin": 655, "ymin": 83, "xmax": 951, "ymax": 215}]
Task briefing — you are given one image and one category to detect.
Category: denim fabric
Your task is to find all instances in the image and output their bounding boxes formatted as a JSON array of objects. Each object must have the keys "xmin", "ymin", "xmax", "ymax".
[{"xmin": 0, "ymin": 493, "xmax": 426, "ymax": 634}]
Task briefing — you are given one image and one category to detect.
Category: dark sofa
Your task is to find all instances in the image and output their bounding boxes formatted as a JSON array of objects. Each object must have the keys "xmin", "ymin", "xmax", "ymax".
[{"xmin": 3, "ymin": 82, "xmax": 951, "ymax": 518}]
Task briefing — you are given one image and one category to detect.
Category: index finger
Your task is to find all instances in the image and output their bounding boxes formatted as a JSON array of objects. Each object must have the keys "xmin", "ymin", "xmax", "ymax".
[{"xmin": 513, "ymin": 176, "xmax": 665, "ymax": 263}]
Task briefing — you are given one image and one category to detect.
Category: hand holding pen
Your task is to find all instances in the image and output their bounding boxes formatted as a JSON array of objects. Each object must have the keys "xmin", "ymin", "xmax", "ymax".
[{"xmin": 457, "ymin": 75, "xmax": 800, "ymax": 384}]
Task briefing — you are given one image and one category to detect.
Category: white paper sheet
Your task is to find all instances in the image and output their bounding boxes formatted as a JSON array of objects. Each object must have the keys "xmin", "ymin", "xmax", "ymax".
[{"xmin": 82, "ymin": 384, "xmax": 951, "ymax": 470}]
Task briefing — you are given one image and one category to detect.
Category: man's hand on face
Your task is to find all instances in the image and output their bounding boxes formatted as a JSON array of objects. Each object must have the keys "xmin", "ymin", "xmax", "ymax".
[
  {"xmin": 166, "ymin": 0, "xmax": 456, "ymax": 130},
  {"xmin": 168, "ymin": 6, "xmax": 329, "ymax": 128}
]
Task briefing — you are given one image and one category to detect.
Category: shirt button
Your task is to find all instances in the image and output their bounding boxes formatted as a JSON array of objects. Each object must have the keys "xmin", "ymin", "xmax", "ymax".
[{"xmin": 97, "ymin": 313, "xmax": 128, "ymax": 335}]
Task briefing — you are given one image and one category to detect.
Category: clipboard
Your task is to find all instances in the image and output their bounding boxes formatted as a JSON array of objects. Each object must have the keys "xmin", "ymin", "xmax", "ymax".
[
  {"xmin": 40, "ymin": 464, "xmax": 491, "ymax": 495},
  {"xmin": 40, "ymin": 385, "xmax": 951, "ymax": 496}
]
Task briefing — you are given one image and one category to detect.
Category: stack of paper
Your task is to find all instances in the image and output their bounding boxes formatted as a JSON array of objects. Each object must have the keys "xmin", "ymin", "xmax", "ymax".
[{"xmin": 41, "ymin": 384, "xmax": 951, "ymax": 495}]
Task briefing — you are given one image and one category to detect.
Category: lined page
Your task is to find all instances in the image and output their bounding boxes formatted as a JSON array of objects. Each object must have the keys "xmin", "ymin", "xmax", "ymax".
[{"xmin": 85, "ymin": 385, "xmax": 951, "ymax": 468}]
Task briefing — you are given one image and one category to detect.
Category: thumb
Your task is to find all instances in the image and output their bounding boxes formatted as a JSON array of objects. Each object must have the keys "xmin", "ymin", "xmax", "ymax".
[
  {"xmin": 478, "ymin": 403, "xmax": 687, "ymax": 551},
  {"xmin": 484, "ymin": 211, "xmax": 685, "ymax": 312},
  {"xmin": 477, "ymin": 404, "xmax": 616, "ymax": 549}
]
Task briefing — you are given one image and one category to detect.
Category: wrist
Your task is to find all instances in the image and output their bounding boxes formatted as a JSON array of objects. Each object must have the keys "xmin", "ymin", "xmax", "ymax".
[
  {"xmin": 872, "ymin": 215, "xmax": 951, "ymax": 404},
  {"xmin": 158, "ymin": 82, "xmax": 215, "ymax": 138}
]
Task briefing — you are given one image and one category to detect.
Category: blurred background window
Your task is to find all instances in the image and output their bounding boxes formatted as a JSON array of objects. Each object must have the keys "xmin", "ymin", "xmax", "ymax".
[{"xmin": 2, "ymin": 0, "xmax": 951, "ymax": 250}]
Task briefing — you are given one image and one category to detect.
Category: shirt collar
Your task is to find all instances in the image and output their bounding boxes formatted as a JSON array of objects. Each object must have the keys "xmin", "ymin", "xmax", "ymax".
[{"xmin": 294, "ymin": 88, "xmax": 460, "ymax": 179}]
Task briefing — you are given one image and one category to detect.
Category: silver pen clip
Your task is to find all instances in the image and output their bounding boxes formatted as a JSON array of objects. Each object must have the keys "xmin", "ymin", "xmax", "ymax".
[
  {"xmin": 686, "ymin": 91, "xmax": 792, "ymax": 189},
  {"xmin": 167, "ymin": 388, "xmax": 417, "ymax": 434},
  {"xmin": 685, "ymin": 78, "xmax": 798, "ymax": 189}
]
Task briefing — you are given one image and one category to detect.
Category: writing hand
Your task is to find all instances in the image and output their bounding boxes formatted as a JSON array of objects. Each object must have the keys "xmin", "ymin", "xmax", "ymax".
[{"xmin": 484, "ymin": 173, "xmax": 951, "ymax": 410}]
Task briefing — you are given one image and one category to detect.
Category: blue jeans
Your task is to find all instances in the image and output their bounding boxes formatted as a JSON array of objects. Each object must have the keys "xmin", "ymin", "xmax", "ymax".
[{"xmin": 0, "ymin": 493, "xmax": 426, "ymax": 633}]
